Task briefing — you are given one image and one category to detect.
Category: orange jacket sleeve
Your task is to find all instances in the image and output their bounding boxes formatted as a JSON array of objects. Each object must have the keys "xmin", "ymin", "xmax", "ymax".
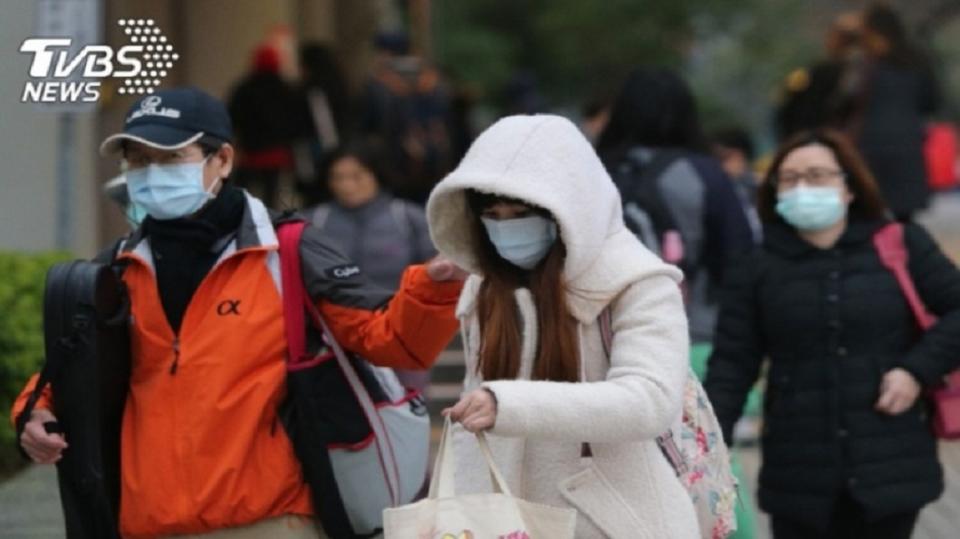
[
  {"xmin": 317, "ymin": 265, "xmax": 462, "ymax": 370},
  {"xmin": 10, "ymin": 373, "xmax": 53, "ymax": 428}
]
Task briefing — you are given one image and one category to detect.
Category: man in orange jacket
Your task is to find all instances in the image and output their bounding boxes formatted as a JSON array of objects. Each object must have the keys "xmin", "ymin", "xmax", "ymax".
[{"xmin": 12, "ymin": 87, "xmax": 464, "ymax": 538}]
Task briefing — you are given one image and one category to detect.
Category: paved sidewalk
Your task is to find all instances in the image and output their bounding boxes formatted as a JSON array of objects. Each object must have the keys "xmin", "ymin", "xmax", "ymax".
[{"xmin": 0, "ymin": 465, "xmax": 63, "ymax": 538}]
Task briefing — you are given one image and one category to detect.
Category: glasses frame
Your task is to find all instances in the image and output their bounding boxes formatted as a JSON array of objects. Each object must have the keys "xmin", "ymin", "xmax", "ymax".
[{"xmin": 775, "ymin": 167, "xmax": 847, "ymax": 190}]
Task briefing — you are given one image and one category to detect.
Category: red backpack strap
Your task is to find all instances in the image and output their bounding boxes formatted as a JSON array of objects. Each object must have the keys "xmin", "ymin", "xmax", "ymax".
[
  {"xmin": 873, "ymin": 223, "xmax": 937, "ymax": 330},
  {"xmin": 277, "ymin": 220, "xmax": 310, "ymax": 366}
]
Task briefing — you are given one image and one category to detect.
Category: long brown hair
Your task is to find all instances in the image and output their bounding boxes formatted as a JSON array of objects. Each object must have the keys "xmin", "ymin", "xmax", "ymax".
[
  {"xmin": 758, "ymin": 129, "xmax": 888, "ymax": 224},
  {"xmin": 466, "ymin": 190, "xmax": 580, "ymax": 382}
]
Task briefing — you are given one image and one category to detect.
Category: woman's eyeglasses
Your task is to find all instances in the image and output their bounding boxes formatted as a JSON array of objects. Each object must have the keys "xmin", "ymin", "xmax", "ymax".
[{"xmin": 776, "ymin": 167, "xmax": 846, "ymax": 189}]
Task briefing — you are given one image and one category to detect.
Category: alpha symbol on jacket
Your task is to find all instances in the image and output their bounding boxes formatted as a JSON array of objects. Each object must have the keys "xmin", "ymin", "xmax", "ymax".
[{"xmin": 217, "ymin": 299, "xmax": 241, "ymax": 316}]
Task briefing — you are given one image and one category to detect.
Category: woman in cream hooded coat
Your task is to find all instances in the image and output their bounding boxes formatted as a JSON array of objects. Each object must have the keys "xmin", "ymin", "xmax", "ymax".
[{"xmin": 426, "ymin": 114, "xmax": 699, "ymax": 538}]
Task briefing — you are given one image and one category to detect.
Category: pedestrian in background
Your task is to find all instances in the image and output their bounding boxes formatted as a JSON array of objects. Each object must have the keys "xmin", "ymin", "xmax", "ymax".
[
  {"xmin": 711, "ymin": 127, "xmax": 763, "ymax": 242},
  {"xmin": 305, "ymin": 145, "xmax": 436, "ymax": 393},
  {"xmin": 596, "ymin": 66, "xmax": 754, "ymax": 349},
  {"xmin": 705, "ymin": 129, "xmax": 960, "ymax": 539},
  {"xmin": 292, "ymin": 42, "xmax": 352, "ymax": 206},
  {"xmin": 596, "ymin": 71, "xmax": 758, "ymax": 537},
  {"xmin": 358, "ymin": 32, "xmax": 455, "ymax": 204},
  {"xmin": 775, "ymin": 11, "xmax": 863, "ymax": 141},
  {"xmin": 227, "ymin": 44, "xmax": 306, "ymax": 209},
  {"xmin": 850, "ymin": 3, "xmax": 940, "ymax": 221}
]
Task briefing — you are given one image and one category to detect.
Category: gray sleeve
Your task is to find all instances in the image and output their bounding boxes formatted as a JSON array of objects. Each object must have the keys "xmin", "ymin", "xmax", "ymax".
[
  {"xmin": 405, "ymin": 202, "xmax": 437, "ymax": 262},
  {"xmin": 299, "ymin": 224, "xmax": 394, "ymax": 310}
]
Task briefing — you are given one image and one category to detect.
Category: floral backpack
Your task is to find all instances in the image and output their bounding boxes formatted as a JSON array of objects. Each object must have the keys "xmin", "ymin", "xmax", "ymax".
[{"xmin": 599, "ymin": 307, "xmax": 739, "ymax": 539}]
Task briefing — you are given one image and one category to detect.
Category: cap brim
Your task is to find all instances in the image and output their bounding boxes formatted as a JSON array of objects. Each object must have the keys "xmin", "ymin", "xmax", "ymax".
[{"xmin": 99, "ymin": 125, "xmax": 205, "ymax": 156}]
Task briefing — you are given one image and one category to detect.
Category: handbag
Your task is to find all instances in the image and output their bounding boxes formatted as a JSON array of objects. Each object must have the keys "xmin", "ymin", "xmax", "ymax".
[
  {"xmin": 383, "ymin": 417, "xmax": 577, "ymax": 539},
  {"xmin": 873, "ymin": 222, "xmax": 960, "ymax": 439},
  {"xmin": 277, "ymin": 220, "xmax": 431, "ymax": 537}
]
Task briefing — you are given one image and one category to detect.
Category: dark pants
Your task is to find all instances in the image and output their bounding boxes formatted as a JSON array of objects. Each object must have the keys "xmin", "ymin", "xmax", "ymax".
[{"xmin": 772, "ymin": 491, "xmax": 919, "ymax": 539}]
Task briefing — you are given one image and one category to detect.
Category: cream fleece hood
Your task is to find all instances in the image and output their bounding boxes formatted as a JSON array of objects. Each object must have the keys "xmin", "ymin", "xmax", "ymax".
[{"xmin": 427, "ymin": 114, "xmax": 682, "ymax": 323}]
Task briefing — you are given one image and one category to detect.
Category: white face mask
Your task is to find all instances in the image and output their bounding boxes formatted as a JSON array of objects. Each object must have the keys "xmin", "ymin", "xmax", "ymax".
[
  {"xmin": 481, "ymin": 215, "xmax": 558, "ymax": 270},
  {"xmin": 125, "ymin": 157, "xmax": 218, "ymax": 220}
]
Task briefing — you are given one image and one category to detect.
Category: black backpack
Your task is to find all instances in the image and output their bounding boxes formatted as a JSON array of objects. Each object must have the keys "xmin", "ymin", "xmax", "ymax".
[
  {"xmin": 15, "ymin": 260, "xmax": 131, "ymax": 539},
  {"xmin": 609, "ymin": 148, "xmax": 695, "ymax": 274}
]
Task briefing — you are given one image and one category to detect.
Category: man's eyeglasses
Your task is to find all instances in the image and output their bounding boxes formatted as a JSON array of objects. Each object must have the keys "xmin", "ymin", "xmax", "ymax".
[{"xmin": 119, "ymin": 147, "xmax": 215, "ymax": 172}]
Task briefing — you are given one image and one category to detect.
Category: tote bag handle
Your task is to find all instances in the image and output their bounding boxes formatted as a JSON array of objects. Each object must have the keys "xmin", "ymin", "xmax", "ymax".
[{"xmin": 428, "ymin": 417, "xmax": 513, "ymax": 499}]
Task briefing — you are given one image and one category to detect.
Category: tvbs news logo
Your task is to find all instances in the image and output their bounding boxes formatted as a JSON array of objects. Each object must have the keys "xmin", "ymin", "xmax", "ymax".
[{"xmin": 20, "ymin": 19, "xmax": 178, "ymax": 104}]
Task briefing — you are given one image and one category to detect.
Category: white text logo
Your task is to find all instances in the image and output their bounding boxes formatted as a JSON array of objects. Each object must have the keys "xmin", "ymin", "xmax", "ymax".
[{"xmin": 20, "ymin": 19, "xmax": 178, "ymax": 104}]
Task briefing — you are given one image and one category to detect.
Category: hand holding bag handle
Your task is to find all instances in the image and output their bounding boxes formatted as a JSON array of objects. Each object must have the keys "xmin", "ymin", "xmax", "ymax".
[
  {"xmin": 429, "ymin": 417, "xmax": 513, "ymax": 499},
  {"xmin": 385, "ymin": 415, "xmax": 577, "ymax": 538}
]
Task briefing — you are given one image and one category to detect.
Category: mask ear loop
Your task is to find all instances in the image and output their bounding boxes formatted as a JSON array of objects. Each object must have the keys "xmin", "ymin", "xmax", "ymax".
[{"xmin": 200, "ymin": 155, "xmax": 224, "ymax": 196}]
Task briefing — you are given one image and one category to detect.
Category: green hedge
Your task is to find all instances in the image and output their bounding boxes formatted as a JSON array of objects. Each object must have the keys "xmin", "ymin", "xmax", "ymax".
[{"xmin": 0, "ymin": 251, "xmax": 72, "ymax": 477}]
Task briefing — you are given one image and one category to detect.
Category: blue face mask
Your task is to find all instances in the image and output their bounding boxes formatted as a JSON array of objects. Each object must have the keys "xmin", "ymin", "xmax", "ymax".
[
  {"xmin": 776, "ymin": 186, "xmax": 847, "ymax": 231},
  {"xmin": 125, "ymin": 202, "xmax": 148, "ymax": 229},
  {"xmin": 125, "ymin": 158, "xmax": 217, "ymax": 220},
  {"xmin": 481, "ymin": 215, "xmax": 558, "ymax": 270}
]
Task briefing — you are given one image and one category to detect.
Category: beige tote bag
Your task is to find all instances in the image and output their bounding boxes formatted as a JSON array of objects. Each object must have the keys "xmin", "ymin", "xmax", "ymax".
[{"xmin": 383, "ymin": 418, "xmax": 577, "ymax": 539}]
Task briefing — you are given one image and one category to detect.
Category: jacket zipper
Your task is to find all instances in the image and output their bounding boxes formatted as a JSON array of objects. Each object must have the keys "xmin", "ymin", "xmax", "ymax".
[{"xmin": 170, "ymin": 336, "xmax": 181, "ymax": 375}]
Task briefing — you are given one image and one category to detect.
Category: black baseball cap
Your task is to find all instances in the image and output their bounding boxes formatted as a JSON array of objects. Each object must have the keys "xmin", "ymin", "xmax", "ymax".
[{"xmin": 99, "ymin": 87, "xmax": 233, "ymax": 155}]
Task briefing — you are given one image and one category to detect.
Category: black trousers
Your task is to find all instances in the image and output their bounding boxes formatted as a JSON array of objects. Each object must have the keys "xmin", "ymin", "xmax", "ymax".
[{"xmin": 771, "ymin": 491, "xmax": 919, "ymax": 539}]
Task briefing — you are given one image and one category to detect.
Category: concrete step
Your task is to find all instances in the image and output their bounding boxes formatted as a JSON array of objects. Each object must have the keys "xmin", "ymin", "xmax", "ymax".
[
  {"xmin": 431, "ymin": 349, "xmax": 465, "ymax": 385},
  {"xmin": 435, "ymin": 349, "xmax": 463, "ymax": 366}
]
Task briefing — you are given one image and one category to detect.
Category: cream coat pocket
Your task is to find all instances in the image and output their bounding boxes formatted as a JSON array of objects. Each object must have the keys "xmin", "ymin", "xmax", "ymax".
[{"xmin": 558, "ymin": 463, "xmax": 650, "ymax": 539}]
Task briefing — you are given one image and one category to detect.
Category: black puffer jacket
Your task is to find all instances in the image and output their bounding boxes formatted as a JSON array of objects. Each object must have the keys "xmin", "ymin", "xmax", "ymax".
[{"xmin": 705, "ymin": 219, "xmax": 960, "ymax": 529}]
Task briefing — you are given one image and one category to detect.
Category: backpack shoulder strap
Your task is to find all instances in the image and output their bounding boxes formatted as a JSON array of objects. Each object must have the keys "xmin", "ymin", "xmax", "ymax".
[
  {"xmin": 276, "ymin": 220, "xmax": 310, "ymax": 365},
  {"xmin": 873, "ymin": 222, "xmax": 937, "ymax": 330},
  {"xmin": 622, "ymin": 148, "xmax": 683, "ymax": 191},
  {"xmin": 619, "ymin": 149, "xmax": 687, "ymax": 260}
]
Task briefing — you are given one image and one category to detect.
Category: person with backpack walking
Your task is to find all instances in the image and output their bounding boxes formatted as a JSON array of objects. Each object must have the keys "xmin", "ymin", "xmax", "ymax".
[
  {"xmin": 426, "ymin": 114, "xmax": 700, "ymax": 538},
  {"xmin": 304, "ymin": 144, "xmax": 437, "ymax": 392},
  {"xmin": 596, "ymin": 67, "xmax": 759, "ymax": 537},
  {"xmin": 704, "ymin": 129, "xmax": 960, "ymax": 539},
  {"xmin": 596, "ymin": 67, "xmax": 754, "ymax": 349},
  {"xmin": 12, "ymin": 87, "xmax": 465, "ymax": 538}
]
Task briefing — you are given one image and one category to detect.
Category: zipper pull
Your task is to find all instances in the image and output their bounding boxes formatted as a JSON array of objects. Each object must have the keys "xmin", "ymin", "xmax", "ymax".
[{"xmin": 170, "ymin": 337, "xmax": 180, "ymax": 375}]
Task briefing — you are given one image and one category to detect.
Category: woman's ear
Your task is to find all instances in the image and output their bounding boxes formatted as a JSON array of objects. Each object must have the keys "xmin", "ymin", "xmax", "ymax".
[{"xmin": 843, "ymin": 182, "xmax": 856, "ymax": 206}]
